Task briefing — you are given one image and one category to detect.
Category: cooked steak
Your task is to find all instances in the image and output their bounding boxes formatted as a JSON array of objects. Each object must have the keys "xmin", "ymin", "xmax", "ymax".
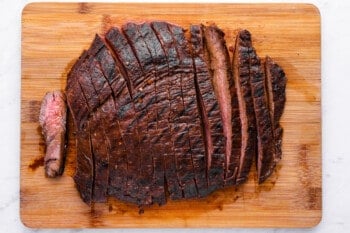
[
  {"xmin": 167, "ymin": 23, "xmax": 203, "ymax": 199},
  {"xmin": 248, "ymin": 43, "xmax": 276, "ymax": 184},
  {"xmin": 39, "ymin": 91, "xmax": 67, "ymax": 178},
  {"xmin": 151, "ymin": 21, "xmax": 185, "ymax": 200},
  {"xmin": 265, "ymin": 56, "xmax": 287, "ymax": 161},
  {"xmin": 190, "ymin": 25, "xmax": 224, "ymax": 195},
  {"xmin": 63, "ymin": 21, "xmax": 287, "ymax": 206},
  {"xmin": 232, "ymin": 30, "xmax": 257, "ymax": 184}
]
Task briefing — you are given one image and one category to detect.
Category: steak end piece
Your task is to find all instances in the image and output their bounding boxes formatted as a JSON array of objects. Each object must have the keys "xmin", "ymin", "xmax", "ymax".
[{"xmin": 39, "ymin": 91, "xmax": 67, "ymax": 178}]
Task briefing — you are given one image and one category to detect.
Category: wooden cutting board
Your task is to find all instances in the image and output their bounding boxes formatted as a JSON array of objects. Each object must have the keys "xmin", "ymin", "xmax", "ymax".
[{"xmin": 21, "ymin": 3, "xmax": 321, "ymax": 228}]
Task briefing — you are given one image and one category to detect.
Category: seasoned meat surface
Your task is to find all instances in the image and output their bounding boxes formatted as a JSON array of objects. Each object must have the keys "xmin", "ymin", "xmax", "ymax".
[{"xmin": 64, "ymin": 22, "xmax": 287, "ymax": 206}]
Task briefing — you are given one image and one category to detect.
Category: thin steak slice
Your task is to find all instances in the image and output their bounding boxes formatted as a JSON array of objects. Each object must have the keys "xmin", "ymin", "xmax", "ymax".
[
  {"xmin": 232, "ymin": 30, "xmax": 257, "ymax": 184},
  {"xmin": 265, "ymin": 56, "xmax": 287, "ymax": 161},
  {"xmin": 87, "ymin": 38, "xmax": 124, "ymax": 203},
  {"xmin": 202, "ymin": 24, "xmax": 236, "ymax": 189},
  {"xmin": 190, "ymin": 25, "xmax": 225, "ymax": 195},
  {"xmin": 66, "ymin": 50, "xmax": 97, "ymax": 204},
  {"xmin": 39, "ymin": 91, "xmax": 67, "ymax": 178},
  {"xmin": 247, "ymin": 34, "xmax": 275, "ymax": 184}
]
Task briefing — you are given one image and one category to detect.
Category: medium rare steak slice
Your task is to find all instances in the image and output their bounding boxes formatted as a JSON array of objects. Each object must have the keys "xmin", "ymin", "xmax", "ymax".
[
  {"xmin": 265, "ymin": 56, "xmax": 287, "ymax": 161},
  {"xmin": 202, "ymin": 25, "xmax": 235, "ymax": 188},
  {"xmin": 39, "ymin": 91, "xmax": 67, "ymax": 178},
  {"xmin": 232, "ymin": 30, "xmax": 257, "ymax": 184}
]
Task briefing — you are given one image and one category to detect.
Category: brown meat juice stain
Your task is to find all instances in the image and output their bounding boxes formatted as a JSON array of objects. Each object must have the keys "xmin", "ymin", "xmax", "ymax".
[
  {"xmin": 29, "ymin": 126, "xmax": 45, "ymax": 171},
  {"xmin": 102, "ymin": 172, "xmax": 281, "ymax": 218},
  {"xmin": 141, "ymin": 187, "xmax": 242, "ymax": 217},
  {"xmin": 28, "ymin": 156, "xmax": 44, "ymax": 171}
]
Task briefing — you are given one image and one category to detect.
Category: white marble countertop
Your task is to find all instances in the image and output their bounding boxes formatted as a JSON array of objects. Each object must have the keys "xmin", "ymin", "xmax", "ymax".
[{"xmin": 1, "ymin": 0, "xmax": 349, "ymax": 232}]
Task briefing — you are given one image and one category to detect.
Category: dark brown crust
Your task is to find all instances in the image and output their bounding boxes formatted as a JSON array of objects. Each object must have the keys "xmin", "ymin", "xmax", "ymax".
[
  {"xmin": 190, "ymin": 24, "xmax": 227, "ymax": 195},
  {"xmin": 123, "ymin": 22, "xmax": 167, "ymax": 205},
  {"xmin": 151, "ymin": 21, "xmax": 184, "ymax": 200},
  {"xmin": 232, "ymin": 30, "xmax": 257, "ymax": 184}
]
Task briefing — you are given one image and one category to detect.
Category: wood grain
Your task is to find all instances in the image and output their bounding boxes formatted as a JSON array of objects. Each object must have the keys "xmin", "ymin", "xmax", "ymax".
[{"xmin": 21, "ymin": 3, "xmax": 321, "ymax": 228}]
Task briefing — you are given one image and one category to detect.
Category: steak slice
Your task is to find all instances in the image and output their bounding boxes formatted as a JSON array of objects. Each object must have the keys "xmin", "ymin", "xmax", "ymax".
[
  {"xmin": 190, "ymin": 25, "xmax": 226, "ymax": 195},
  {"xmin": 39, "ymin": 91, "xmax": 67, "ymax": 178},
  {"xmin": 265, "ymin": 56, "xmax": 287, "ymax": 161},
  {"xmin": 232, "ymin": 30, "xmax": 257, "ymax": 184},
  {"xmin": 202, "ymin": 25, "xmax": 235, "ymax": 189},
  {"xmin": 246, "ymin": 33, "xmax": 276, "ymax": 184}
]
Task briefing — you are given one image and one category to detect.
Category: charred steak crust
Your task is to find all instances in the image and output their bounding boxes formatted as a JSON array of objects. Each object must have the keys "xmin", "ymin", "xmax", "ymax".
[{"xmin": 65, "ymin": 22, "xmax": 287, "ymax": 206}]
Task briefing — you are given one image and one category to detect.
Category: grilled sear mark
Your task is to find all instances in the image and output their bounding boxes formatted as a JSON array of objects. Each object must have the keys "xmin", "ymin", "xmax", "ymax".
[{"xmin": 105, "ymin": 27, "xmax": 143, "ymax": 96}]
